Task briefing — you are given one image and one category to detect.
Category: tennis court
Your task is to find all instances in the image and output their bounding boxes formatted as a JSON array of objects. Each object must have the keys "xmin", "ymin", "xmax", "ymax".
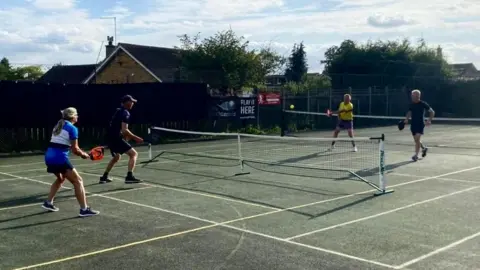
[{"xmin": 2, "ymin": 121, "xmax": 480, "ymax": 270}]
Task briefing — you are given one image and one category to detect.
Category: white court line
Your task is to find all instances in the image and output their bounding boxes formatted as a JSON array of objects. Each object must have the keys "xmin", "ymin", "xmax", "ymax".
[
  {"xmin": 6, "ymin": 165, "xmax": 480, "ymax": 269},
  {"xmin": 0, "ymin": 177, "xmax": 22, "ymax": 182},
  {"xmin": 0, "ymin": 139, "xmax": 243, "ymax": 168},
  {"xmin": 0, "ymin": 186, "xmax": 155, "ymax": 211},
  {"xmin": 286, "ymin": 185, "xmax": 480, "ymax": 240},
  {"xmin": 4, "ymin": 163, "xmax": 480, "ymax": 219},
  {"xmin": 3, "ymin": 140, "xmax": 370, "ymax": 174},
  {"xmin": 394, "ymin": 230, "xmax": 480, "ymax": 269},
  {"xmin": 7, "ymin": 172, "xmax": 396, "ymax": 270},
  {"xmin": 79, "ymin": 171, "xmax": 281, "ymax": 211},
  {"xmin": 390, "ymin": 173, "xmax": 480, "ymax": 184}
]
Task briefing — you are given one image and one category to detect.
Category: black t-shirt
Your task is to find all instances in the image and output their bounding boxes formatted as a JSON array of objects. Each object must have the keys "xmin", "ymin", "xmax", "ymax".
[
  {"xmin": 409, "ymin": 101, "xmax": 431, "ymax": 125},
  {"xmin": 107, "ymin": 108, "xmax": 130, "ymax": 138}
]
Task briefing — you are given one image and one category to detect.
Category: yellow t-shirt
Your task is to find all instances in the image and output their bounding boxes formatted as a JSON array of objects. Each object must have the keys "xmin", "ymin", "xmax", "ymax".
[{"xmin": 338, "ymin": 102, "xmax": 353, "ymax": 121}]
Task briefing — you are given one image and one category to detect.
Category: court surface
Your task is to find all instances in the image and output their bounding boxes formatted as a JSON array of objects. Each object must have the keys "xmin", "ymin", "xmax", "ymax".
[{"xmin": 2, "ymin": 124, "xmax": 480, "ymax": 270}]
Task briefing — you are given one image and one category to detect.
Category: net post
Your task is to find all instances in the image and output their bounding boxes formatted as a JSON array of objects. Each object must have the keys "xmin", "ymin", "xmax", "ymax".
[
  {"xmin": 374, "ymin": 133, "xmax": 394, "ymax": 196},
  {"xmin": 147, "ymin": 127, "xmax": 152, "ymax": 160},
  {"xmin": 234, "ymin": 133, "xmax": 250, "ymax": 176}
]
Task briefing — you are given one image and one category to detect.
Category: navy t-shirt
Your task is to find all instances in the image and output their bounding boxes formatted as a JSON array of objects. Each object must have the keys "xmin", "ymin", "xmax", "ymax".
[
  {"xmin": 409, "ymin": 101, "xmax": 431, "ymax": 125},
  {"xmin": 107, "ymin": 108, "xmax": 130, "ymax": 139}
]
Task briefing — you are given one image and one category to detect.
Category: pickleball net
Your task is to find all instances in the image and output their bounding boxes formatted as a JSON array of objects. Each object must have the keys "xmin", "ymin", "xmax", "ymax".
[
  {"xmin": 283, "ymin": 109, "xmax": 480, "ymax": 152},
  {"xmin": 143, "ymin": 126, "xmax": 392, "ymax": 196}
]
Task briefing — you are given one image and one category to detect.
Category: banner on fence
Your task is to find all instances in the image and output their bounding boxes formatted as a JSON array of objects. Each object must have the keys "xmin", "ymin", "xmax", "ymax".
[
  {"xmin": 258, "ymin": 93, "xmax": 281, "ymax": 105},
  {"xmin": 239, "ymin": 97, "xmax": 256, "ymax": 119},
  {"xmin": 209, "ymin": 96, "xmax": 257, "ymax": 120}
]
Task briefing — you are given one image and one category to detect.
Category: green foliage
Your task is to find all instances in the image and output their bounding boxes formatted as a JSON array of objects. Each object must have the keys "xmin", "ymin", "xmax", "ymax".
[
  {"xmin": 322, "ymin": 38, "xmax": 452, "ymax": 89},
  {"xmin": 235, "ymin": 124, "xmax": 281, "ymax": 135},
  {"xmin": 176, "ymin": 29, "xmax": 285, "ymax": 89},
  {"xmin": 284, "ymin": 73, "xmax": 332, "ymax": 94},
  {"xmin": 285, "ymin": 42, "xmax": 308, "ymax": 83},
  {"xmin": 0, "ymin": 57, "xmax": 44, "ymax": 81}
]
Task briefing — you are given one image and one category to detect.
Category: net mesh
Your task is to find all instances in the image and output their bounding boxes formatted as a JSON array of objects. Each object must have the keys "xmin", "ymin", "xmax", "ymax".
[
  {"xmin": 283, "ymin": 110, "xmax": 480, "ymax": 155},
  {"xmin": 146, "ymin": 126, "xmax": 386, "ymax": 193}
]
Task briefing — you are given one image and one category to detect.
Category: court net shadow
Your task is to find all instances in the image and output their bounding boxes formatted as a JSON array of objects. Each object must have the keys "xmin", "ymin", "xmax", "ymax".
[
  {"xmin": 336, "ymin": 160, "xmax": 413, "ymax": 181},
  {"xmin": 103, "ymin": 164, "xmax": 385, "ymax": 219},
  {"xmin": 308, "ymin": 195, "xmax": 377, "ymax": 220}
]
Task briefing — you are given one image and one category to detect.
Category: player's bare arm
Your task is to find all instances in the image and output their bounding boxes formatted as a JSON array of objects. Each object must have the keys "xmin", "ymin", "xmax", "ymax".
[
  {"xmin": 404, "ymin": 111, "xmax": 411, "ymax": 124},
  {"xmin": 121, "ymin": 122, "xmax": 143, "ymax": 143},
  {"xmin": 426, "ymin": 108, "xmax": 435, "ymax": 125}
]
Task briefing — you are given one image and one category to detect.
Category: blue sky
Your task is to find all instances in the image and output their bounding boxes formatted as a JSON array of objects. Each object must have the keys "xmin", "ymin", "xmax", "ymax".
[{"xmin": 1, "ymin": 0, "xmax": 480, "ymax": 72}]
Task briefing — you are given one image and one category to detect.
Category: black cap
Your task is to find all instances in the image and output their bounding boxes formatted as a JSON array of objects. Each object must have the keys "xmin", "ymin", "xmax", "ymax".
[{"xmin": 122, "ymin": 95, "xmax": 137, "ymax": 103}]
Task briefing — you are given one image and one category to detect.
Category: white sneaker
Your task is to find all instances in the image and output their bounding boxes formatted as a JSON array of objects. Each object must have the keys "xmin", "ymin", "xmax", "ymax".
[
  {"xmin": 329, "ymin": 145, "xmax": 335, "ymax": 151},
  {"xmin": 353, "ymin": 146, "xmax": 358, "ymax": 152}
]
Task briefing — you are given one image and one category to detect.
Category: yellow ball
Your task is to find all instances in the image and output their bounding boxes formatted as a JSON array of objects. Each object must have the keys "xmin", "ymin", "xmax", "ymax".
[{"xmin": 290, "ymin": 104, "xmax": 294, "ymax": 109}]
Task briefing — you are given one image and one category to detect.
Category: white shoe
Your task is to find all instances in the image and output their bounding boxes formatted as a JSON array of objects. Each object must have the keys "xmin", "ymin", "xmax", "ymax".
[{"xmin": 353, "ymin": 146, "xmax": 358, "ymax": 152}]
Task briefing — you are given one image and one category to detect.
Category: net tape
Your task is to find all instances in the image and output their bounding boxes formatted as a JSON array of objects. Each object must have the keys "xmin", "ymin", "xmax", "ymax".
[
  {"xmin": 150, "ymin": 126, "xmax": 383, "ymax": 142},
  {"xmin": 284, "ymin": 109, "xmax": 480, "ymax": 122}
]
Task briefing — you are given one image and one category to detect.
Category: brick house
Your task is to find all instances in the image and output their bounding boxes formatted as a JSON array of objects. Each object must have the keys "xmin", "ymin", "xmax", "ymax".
[
  {"xmin": 448, "ymin": 63, "xmax": 480, "ymax": 81},
  {"xmin": 37, "ymin": 38, "xmax": 184, "ymax": 84}
]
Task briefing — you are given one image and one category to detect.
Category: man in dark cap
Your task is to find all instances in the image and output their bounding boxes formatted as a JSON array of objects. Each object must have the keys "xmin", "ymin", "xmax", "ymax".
[{"xmin": 99, "ymin": 95, "xmax": 143, "ymax": 184}]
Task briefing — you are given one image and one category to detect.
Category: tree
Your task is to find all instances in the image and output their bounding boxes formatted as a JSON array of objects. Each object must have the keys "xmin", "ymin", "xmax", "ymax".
[
  {"xmin": 284, "ymin": 73, "xmax": 331, "ymax": 94},
  {"xmin": 0, "ymin": 57, "xmax": 12, "ymax": 80},
  {"xmin": 0, "ymin": 57, "xmax": 44, "ymax": 81},
  {"xmin": 284, "ymin": 42, "xmax": 308, "ymax": 83},
  {"xmin": 321, "ymin": 38, "xmax": 453, "ymax": 89},
  {"xmin": 176, "ymin": 29, "xmax": 284, "ymax": 90}
]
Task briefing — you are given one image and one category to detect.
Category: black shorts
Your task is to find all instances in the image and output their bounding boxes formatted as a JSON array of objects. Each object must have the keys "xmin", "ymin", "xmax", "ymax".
[
  {"xmin": 107, "ymin": 137, "xmax": 132, "ymax": 156},
  {"xmin": 46, "ymin": 161, "xmax": 74, "ymax": 175},
  {"xmin": 410, "ymin": 123, "xmax": 425, "ymax": 136}
]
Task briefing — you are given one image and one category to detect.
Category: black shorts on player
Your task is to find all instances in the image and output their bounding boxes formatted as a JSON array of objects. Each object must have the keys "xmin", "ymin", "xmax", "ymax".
[{"xmin": 99, "ymin": 95, "xmax": 142, "ymax": 184}]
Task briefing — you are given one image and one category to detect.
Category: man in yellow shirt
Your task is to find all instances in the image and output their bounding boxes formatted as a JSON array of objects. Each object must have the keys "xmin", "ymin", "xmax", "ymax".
[{"xmin": 331, "ymin": 94, "xmax": 357, "ymax": 152}]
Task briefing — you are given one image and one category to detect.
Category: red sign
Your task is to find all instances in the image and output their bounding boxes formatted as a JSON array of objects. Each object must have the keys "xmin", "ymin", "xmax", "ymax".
[{"xmin": 258, "ymin": 93, "xmax": 281, "ymax": 105}]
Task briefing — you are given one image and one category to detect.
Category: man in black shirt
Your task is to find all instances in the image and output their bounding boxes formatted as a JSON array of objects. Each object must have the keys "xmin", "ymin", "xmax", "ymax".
[
  {"xmin": 100, "ymin": 95, "xmax": 143, "ymax": 184},
  {"xmin": 404, "ymin": 89, "xmax": 435, "ymax": 161}
]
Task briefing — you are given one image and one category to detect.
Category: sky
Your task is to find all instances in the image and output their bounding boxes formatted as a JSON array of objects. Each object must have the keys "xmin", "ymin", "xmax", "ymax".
[{"xmin": 1, "ymin": 0, "xmax": 480, "ymax": 73}]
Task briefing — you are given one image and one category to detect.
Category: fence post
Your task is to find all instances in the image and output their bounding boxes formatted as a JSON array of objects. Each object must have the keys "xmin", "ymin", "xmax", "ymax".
[
  {"xmin": 368, "ymin": 86, "xmax": 372, "ymax": 115},
  {"xmin": 385, "ymin": 86, "xmax": 389, "ymax": 116},
  {"xmin": 307, "ymin": 88, "xmax": 310, "ymax": 112},
  {"xmin": 329, "ymin": 88, "xmax": 332, "ymax": 109}
]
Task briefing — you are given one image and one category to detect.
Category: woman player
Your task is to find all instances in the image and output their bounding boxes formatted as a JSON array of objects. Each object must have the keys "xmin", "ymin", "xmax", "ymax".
[
  {"xmin": 42, "ymin": 107, "xmax": 100, "ymax": 217},
  {"xmin": 330, "ymin": 94, "xmax": 357, "ymax": 152}
]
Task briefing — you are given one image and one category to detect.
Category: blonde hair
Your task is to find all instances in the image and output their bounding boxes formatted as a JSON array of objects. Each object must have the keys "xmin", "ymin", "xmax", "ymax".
[{"xmin": 52, "ymin": 107, "xmax": 78, "ymax": 136}]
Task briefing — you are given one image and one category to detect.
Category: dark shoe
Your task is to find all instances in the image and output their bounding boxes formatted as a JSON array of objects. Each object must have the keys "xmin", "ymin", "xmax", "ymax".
[{"xmin": 125, "ymin": 175, "xmax": 142, "ymax": 184}]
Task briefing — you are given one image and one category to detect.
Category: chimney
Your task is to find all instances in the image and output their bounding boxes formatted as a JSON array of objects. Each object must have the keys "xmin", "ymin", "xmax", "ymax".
[
  {"xmin": 105, "ymin": 36, "xmax": 115, "ymax": 58},
  {"xmin": 437, "ymin": 46, "xmax": 443, "ymax": 58}
]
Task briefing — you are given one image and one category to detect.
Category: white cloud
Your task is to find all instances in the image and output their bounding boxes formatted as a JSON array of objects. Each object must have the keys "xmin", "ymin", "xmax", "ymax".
[
  {"xmin": 30, "ymin": 0, "xmax": 76, "ymax": 10},
  {"xmin": 104, "ymin": 1, "xmax": 134, "ymax": 18},
  {"xmin": 1, "ymin": 0, "xmax": 480, "ymax": 73}
]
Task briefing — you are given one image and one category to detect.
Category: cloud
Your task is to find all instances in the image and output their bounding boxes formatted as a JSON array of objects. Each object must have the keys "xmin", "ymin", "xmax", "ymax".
[
  {"xmin": 367, "ymin": 14, "xmax": 415, "ymax": 28},
  {"xmin": 0, "ymin": 0, "xmax": 479, "ymax": 73},
  {"xmin": 104, "ymin": 1, "xmax": 134, "ymax": 18},
  {"xmin": 29, "ymin": 0, "xmax": 76, "ymax": 10}
]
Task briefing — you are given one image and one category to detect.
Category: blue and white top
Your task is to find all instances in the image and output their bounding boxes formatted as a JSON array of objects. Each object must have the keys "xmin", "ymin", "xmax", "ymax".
[{"xmin": 45, "ymin": 121, "xmax": 79, "ymax": 164}]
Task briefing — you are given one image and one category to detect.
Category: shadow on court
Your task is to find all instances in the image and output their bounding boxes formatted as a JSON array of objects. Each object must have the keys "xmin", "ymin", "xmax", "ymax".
[
  {"xmin": 308, "ymin": 195, "xmax": 377, "ymax": 220},
  {"xmin": 0, "ymin": 184, "xmax": 142, "ymax": 208},
  {"xmin": 0, "ymin": 214, "xmax": 78, "ymax": 231},
  {"xmin": 335, "ymin": 160, "xmax": 413, "ymax": 182},
  {"xmin": 275, "ymin": 150, "xmax": 347, "ymax": 165},
  {"xmin": 95, "ymin": 163, "xmax": 384, "ymax": 220}
]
